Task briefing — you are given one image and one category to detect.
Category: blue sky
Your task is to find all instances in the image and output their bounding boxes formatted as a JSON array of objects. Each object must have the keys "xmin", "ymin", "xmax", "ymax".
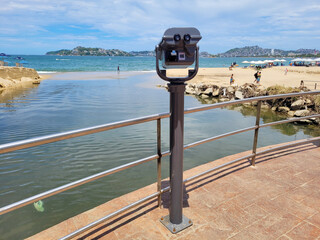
[{"xmin": 0, "ymin": 0, "xmax": 319, "ymax": 55}]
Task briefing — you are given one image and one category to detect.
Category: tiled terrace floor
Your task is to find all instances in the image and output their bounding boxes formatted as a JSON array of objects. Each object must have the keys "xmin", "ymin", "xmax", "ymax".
[{"xmin": 29, "ymin": 140, "xmax": 320, "ymax": 240}]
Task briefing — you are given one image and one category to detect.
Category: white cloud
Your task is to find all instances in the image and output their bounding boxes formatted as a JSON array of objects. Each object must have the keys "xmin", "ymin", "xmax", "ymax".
[{"xmin": 0, "ymin": 0, "xmax": 319, "ymax": 54}]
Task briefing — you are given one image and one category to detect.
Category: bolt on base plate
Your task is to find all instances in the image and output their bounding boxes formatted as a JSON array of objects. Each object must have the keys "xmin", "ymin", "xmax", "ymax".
[{"xmin": 160, "ymin": 215, "xmax": 193, "ymax": 234}]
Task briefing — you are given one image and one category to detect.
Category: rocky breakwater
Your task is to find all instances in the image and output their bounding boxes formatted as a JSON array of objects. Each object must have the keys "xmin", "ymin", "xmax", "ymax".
[
  {"xmin": 185, "ymin": 83, "xmax": 320, "ymax": 125},
  {"xmin": 0, "ymin": 67, "xmax": 41, "ymax": 89}
]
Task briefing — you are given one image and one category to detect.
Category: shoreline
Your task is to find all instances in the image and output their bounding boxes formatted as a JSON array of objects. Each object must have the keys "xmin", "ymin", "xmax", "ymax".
[{"xmin": 167, "ymin": 66, "xmax": 320, "ymax": 89}]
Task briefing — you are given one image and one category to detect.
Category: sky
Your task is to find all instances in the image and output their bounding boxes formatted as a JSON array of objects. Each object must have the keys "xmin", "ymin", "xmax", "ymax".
[{"xmin": 0, "ymin": 0, "xmax": 319, "ymax": 55}]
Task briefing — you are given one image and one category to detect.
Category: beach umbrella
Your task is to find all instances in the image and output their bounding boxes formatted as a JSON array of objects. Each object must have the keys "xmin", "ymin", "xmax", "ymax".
[
  {"xmin": 242, "ymin": 60, "xmax": 249, "ymax": 63},
  {"xmin": 254, "ymin": 60, "xmax": 265, "ymax": 65},
  {"xmin": 280, "ymin": 59, "xmax": 286, "ymax": 62},
  {"xmin": 250, "ymin": 61, "xmax": 256, "ymax": 64},
  {"xmin": 292, "ymin": 58, "xmax": 303, "ymax": 61},
  {"xmin": 314, "ymin": 58, "xmax": 320, "ymax": 61},
  {"xmin": 273, "ymin": 59, "xmax": 281, "ymax": 62},
  {"xmin": 304, "ymin": 58, "xmax": 315, "ymax": 62}
]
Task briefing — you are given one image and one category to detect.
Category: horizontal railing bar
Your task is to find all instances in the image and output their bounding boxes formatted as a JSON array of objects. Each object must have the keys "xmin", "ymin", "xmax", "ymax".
[
  {"xmin": 1, "ymin": 91, "xmax": 319, "ymax": 156},
  {"xmin": 0, "ymin": 152, "xmax": 167, "ymax": 215},
  {"xmin": 184, "ymin": 126, "xmax": 257, "ymax": 150},
  {"xmin": 260, "ymin": 114, "xmax": 320, "ymax": 128},
  {"xmin": 47, "ymin": 136, "xmax": 320, "ymax": 239},
  {"xmin": 61, "ymin": 186, "xmax": 171, "ymax": 240},
  {"xmin": 184, "ymin": 91, "xmax": 320, "ymax": 115},
  {"xmin": 0, "ymin": 112, "xmax": 170, "ymax": 155},
  {"xmin": 256, "ymin": 137, "xmax": 320, "ymax": 156},
  {"xmin": 60, "ymin": 191, "xmax": 160, "ymax": 240},
  {"xmin": 184, "ymin": 153, "xmax": 255, "ymax": 184}
]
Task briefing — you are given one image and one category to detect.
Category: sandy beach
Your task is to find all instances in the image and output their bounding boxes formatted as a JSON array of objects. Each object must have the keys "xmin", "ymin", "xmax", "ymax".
[{"xmin": 168, "ymin": 66, "xmax": 320, "ymax": 89}]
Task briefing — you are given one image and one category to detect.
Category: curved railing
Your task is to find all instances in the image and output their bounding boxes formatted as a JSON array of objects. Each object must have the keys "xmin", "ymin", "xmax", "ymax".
[{"xmin": 0, "ymin": 91, "xmax": 319, "ymax": 239}]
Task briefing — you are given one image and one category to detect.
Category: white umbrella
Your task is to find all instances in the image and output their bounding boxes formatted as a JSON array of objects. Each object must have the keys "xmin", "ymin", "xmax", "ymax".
[
  {"xmin": 264, "ymin": 59, "xmax": 274, "ymax": 63},
  {"xmin": 304, "ymin": 58, "xmax": 315, "ymax": 62},
  {"xmin": 242, "ymin": 61, "xmax": 249, "ymax": 63},
  {"xmin": 250, "ymin": 61, "xmax": 256, "ymax": 64},
  {"xmin": 255, "ymin": 60, "xmax": 265, "ymax": 65},
  {"xmin": 273, "ymin": 59, "xmax": 281, "ymax": 62},
  {"xmin": 314, "ymin": 58, "xmax": 320, "ymax": 61},
  {"xmin": 280, "ymin": 59, "xmax": 286, "ymax": 62},
  {"xmin": 292, "ymin": 58, "xmax": 303, "ymax": 61}
]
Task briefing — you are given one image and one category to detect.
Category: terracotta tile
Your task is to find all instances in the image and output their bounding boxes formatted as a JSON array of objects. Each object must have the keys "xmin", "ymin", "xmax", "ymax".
[
  {"xmin": 277, "ymin": 235, "xmax": 292, "ymax": 240},
  {"xmin": 28, "ymin": 140, "xmax": 320, "ymax": 240},
  {"xmin": 286, "ymin": 221, "xmax": 320, "ymax": 240},
  {"xmin": 300, "ymin": 193, "xmax": 320, "ymax": 212},
  {"xmin": 271, "ymin": 195, "xmax": 317, "ymax": 220},
  {"xmin": 307, "ymin": 212, "xmax": 320, "ymax": 229},
  {"xmin": 182, "ymin": 224, "xmax": 232, "ymax": 240}
]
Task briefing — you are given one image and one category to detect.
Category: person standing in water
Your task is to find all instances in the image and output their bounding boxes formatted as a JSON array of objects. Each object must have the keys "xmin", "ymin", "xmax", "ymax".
[{"xmin": 117, "ymin": 65, "xmax": 120, "ymax": 73}]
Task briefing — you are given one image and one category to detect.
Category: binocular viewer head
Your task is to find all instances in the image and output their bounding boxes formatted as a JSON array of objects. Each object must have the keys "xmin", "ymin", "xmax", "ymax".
[{"xmin": 155, "ymin": 27, "xmax": 202, "ymax": 82}]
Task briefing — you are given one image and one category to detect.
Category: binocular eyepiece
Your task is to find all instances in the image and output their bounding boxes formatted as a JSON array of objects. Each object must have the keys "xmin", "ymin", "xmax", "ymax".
[{"xmin": 155, "ymin": 27, "xmax": 202, "ymax": 82}]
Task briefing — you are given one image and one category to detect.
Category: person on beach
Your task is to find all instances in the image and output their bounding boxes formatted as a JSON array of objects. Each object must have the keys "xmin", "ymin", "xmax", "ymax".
[
  {"xmin": 254, "ymin": 71, "xmax": 258, "ymax": 83},
  {"xmin": 230, "ymin": 74, "xmax": 235, "ymax": 85},
  {"xmin": 285, "ymin": 68, "xmax": 288, "ymax": 75},
  {"xmin": 256, "ymin": 72, "xmax": 261, "ymax": 84}
]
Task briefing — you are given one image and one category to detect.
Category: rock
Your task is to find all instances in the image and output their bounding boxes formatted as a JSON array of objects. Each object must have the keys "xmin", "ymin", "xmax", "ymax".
[
  {"xmin": 203, "ymin": 87, "xmax": 213, "ymax": 95},
  {"xmin": 212, "ymin": 88, "xmax": 220, "ymax": 97},
  {"xmin": 261, "ymin": 104, "xmax": 270, "ymax": 110},
  {"xmin": 278, "ymin": 107, "xmax": 290, "ymax": 113},
  {"xmin": 256, "ymin": 85, "xmax": 266, "ymax": 92},
  {"xmin": 185, "ymin": 85, "xmax": 196, "ymax": 94},
  {"xmin": 291, "ymin": 99, "xmax": 305, "ymax": 110},
  {"xmin": 296, "ymin": 119, "xmax": 313, "ymax": 124},
  {"xmin": 242, "ymin": 86, "xmax": 255, "ymax": 98},
  {"xmin": 294, "ymin": 109, "xmax": 310, "ymax": 117},
  {"xmin": 227, "ymin": 86, "xmax": 235, "ymax": 94},
  {"xmin": 219, "ymin": 97, "xmax": 229, "ymax": 102},
  {"xmin": 271, "ymin": 107, "xmax": 277, "ymax": 111},
  {"xmin": 235, "ymin": 90, "xmax": 243, "ymax": 100},
  {"xmin": 201, "ymin": 94, "xmax": 209, "ymax": 99},
  {"xmin": 288, "ymin": 111, "xmax": 295, "ymax": 117}
]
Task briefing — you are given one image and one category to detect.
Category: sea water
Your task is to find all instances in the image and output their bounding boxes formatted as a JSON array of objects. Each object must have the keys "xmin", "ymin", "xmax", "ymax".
[
  {"xmin": 0, "ymin": 65, "xmax": 316, "ymax": 239},
  {"xmin": 1, "ymin": 55, "xmax": 291, "ymax": 72}
]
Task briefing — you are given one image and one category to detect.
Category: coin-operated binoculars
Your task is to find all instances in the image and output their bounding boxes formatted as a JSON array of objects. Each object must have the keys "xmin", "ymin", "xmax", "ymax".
[
  {"xmin": 156, "ymin": 27, "xmax": 202, "ymax": 82},
  {"xmin": 156, "ymin": 28, "xmax": 201, "ymax": 233}
]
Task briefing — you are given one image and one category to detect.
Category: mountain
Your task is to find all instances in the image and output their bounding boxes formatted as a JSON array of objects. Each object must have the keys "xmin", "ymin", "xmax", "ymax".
[
  {"xmin": 129, "ymin": 51, "xmax": 155, "ymax": 57},
  {"xmin": 46, "ymin": 46, "xmax": 131, "ymax": 56},
  {"xmin": 218, "ymin": 46, "xmax": 320, "ymax": 57}
]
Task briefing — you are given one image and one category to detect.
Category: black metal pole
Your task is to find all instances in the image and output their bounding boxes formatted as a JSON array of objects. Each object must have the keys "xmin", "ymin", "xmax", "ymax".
[{"xmin": 168, "ymin": 82, "xmax": 185, "ymax": 224}]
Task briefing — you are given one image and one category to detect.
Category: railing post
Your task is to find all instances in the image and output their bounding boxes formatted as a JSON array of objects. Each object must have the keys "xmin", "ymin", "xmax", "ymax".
[
  {"xmin": 157, "ymin": 118, "xmax": 162, "ymax": 208},
  {"xmin": 251, "ymin": 100, "xmax": 262, "ymax": 166}
]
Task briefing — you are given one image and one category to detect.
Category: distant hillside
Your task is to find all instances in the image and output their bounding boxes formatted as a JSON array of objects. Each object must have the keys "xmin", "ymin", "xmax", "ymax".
[
  {"xmin": 46, "ymin": 46, "xmax": 131, "ymax": 56},
  {"xmin": 218, "ymin": 46, "xmax": 320, "ymax": 57},
  {"xmin": 129, "ymin": 51, "xmax": 155, "ymax": 57}
]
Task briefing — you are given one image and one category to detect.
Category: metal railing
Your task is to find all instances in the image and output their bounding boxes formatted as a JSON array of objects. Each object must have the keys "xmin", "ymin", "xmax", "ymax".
[{"xmin": 0, "ymin": 91, "xmax": 320, "ymax": 239}]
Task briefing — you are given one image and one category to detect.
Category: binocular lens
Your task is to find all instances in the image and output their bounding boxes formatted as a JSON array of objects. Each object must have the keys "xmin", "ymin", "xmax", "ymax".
[
  {"xmin": 184, "ymin": 34, "xmax": 191, "ymax": 41},
  {"xmin": 174, "ymin": 34, "xmax": 181, "ymax": 41}
]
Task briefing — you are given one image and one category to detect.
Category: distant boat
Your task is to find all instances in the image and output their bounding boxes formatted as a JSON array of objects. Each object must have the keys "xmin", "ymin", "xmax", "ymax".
[{"xmin": 15, "ymin": 56, "xmax": 25, "ymax": 60}]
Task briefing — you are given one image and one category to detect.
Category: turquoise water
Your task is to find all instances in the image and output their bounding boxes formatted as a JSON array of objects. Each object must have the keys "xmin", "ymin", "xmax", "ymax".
[
  {"xmin": 2, "ymin": 55, "xmax": 291, "ymax": 72},
  {"xmin": 0, "ymin": 72, "xmax": 317, "ymax": 239}
]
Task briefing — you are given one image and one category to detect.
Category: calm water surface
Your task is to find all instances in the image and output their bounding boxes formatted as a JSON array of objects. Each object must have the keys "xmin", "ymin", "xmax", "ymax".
[{"xmin": 0, "ymin": 72, "xmax": 318, "ymax": 239}]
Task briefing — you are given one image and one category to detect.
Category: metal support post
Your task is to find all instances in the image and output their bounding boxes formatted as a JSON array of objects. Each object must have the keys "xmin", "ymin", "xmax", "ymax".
[
  {"xmin": 160, "ymin": 83, "xmax": 192, "ymax": 233},
  {"xmin": 157, "ymin": 119, "xmax": 162, "ymax": 208},
  {"xmin": 251, "ymin": 100, "xmax": 262, "ymax": 166}
]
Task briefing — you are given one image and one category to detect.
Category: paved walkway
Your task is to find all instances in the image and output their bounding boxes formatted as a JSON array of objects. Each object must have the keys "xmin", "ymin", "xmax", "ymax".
[{"xmin": 30, "ymin": 140, "xmax": 320, "ymax": 240}]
